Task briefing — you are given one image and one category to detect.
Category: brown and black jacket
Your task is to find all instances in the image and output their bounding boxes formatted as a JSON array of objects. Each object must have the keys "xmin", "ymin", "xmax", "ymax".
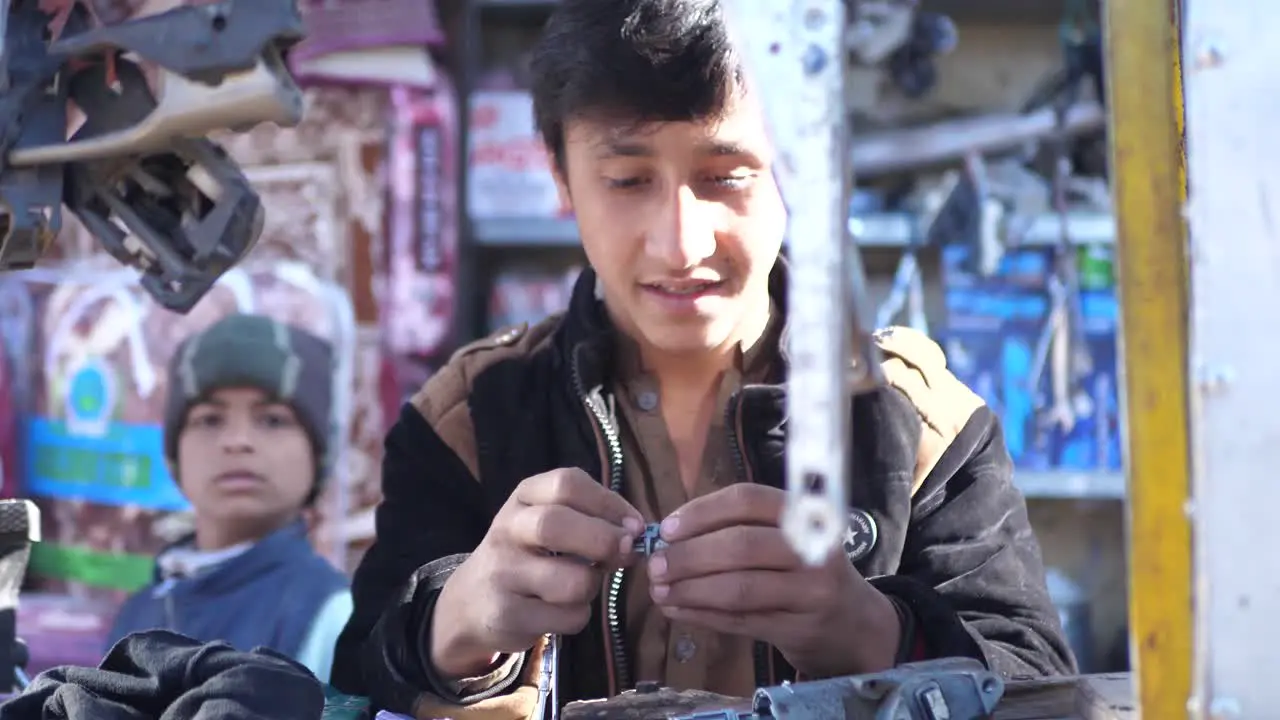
[{"xmin": 330, "ymin": 261, "xmax": 1076, "ymax": 718}]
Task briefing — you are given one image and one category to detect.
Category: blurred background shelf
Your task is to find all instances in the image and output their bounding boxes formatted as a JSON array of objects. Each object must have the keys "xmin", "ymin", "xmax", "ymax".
[
  {"xmin": 1016, "ymin": 470, "xmax": 1125, "ymax": 500},
  {"xmin": 472, "ymin": 211, "xmax": 1116, "ymax": 248}
]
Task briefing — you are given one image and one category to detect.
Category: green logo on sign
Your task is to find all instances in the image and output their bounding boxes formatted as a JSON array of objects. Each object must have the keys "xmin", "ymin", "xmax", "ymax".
[{"xmin": 64, "ymin": 357, "xmax": 116, "ymax": 437}]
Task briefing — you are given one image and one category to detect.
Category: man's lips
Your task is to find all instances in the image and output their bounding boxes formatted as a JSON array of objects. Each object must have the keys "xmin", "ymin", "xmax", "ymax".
[
  {"xmin": 213, "ymin": 472, "xmax": 266, "ymax": 490},
  {"xmin": 640, "ymin": 279, "xmax": 727, "ymax": 297}
]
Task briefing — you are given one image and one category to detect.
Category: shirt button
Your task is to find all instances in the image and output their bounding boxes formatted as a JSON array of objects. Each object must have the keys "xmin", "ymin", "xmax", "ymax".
[
  {"xmin": 636, "ymin": 390, "xmax": 659, "ymax": 412},
  {"xmin": 674, "ymin": 634, "xmax": 697, "ymax": 663}
]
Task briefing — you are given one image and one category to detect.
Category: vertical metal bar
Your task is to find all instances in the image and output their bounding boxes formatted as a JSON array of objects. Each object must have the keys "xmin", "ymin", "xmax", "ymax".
[
  {"xmin": 1104, "ymin": 0, "xmax": 1193, "ymax": 717},
  {"xmin": 1181, "ymin": 0, "xmax": 1280, "ymax": 714},
  {"xmin": 723, "ymin": 0, "xmax": 866, "ymax": 566}
]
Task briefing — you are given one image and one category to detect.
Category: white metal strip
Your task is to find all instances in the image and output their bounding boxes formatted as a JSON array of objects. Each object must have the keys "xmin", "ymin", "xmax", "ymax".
[
  {"xmin": 722, "ymin": 0, "xmax": 855, "ymax": 565},
  {"xmin": 1182, "ymin": 0, "xmax": 1280, "ymax": 715}
]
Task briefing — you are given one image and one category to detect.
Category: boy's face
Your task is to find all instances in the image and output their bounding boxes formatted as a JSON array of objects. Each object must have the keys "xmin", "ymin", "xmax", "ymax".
[
  {"xmin": 176, "ymin": 386, "xmax": 314, "ymax": 536},
  {"xmin": 554, "ymin": 90, "xmax": 786, "ymax": 356}
]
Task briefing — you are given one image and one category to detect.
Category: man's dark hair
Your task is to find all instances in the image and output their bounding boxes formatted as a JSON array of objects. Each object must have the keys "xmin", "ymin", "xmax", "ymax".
[{"xmin": 529, "ymin": 0, "xmax": 743, "ymax": 168}]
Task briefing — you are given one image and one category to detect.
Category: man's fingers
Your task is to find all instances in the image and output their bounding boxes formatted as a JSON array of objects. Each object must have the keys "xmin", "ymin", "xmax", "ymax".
[
  {"xmin": 508, "ymin": 503, "xmax": 635, "ymax": 564},
  {"xmin": 651, "ymin": 526, "xmax": 799, "ymax": 583},
  {"xmin": 515, "ymin": 468, "xmax": 644, "ymax": 533},
  {"xmin": 491, "ymin": 594, "xmax": 593, "ymax": 646},
  {"xmin": 652, "ymin": 570, "xmax": 814, "ymax": 614},
  {"xmin": 498, "ymin": 553, "xmax": 602, "ymax": 606},
  {"xmin": 661, "ymin": 483, "xmax": 784, "ymax": 542}
]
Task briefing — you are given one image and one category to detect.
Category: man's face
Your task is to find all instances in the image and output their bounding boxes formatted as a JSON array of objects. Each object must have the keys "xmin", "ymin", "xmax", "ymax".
[
  {"xmin": 555, "ymin": 92, "xmax": 785, "ymax": 356},
  {"xmin": 176, "ymin": 386, "xmax": 314, "ymax": 535}
]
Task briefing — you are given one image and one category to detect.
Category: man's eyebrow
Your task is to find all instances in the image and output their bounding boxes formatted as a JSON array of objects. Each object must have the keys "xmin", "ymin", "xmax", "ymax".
[
  {"xmin": 593, "ymin": 139, "xmax": 764, "ymax": 161},
  {"xmin": 594, "ymin": 140, "xmax": 654, "ymax": 159},
  {"xmin": 696, "ymin": 140, "xmax": 756, "ymax": 157}
]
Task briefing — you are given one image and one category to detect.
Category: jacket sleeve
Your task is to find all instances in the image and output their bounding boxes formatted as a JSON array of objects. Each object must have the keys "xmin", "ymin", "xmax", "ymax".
[
  {"xmin": 867, "ymin": 326, "xmax": 1076, "ymax": 679},
  {"xmin": 330, "ymin": 404, "xmax": 532, "ymax": 715},
  {"xmin": 874, "ymin": 407, "xmax": 1078, "ymax": 679}
]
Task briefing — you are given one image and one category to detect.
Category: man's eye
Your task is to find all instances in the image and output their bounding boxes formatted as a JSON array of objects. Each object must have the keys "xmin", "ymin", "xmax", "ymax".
[
  {"xmin": 188, "ymin": 414, "xmax": 222, "ymax": 429},
  {"xmin": 605, "ymin": 176, "xmax": 648, "ymax": 189},
  {"xmin": 259, "ymin": 412, "xmax": 295, "ymax": 429},
  {"xmin": 710, "ymin": 174, "xmax": 753, "ymax": 189}
]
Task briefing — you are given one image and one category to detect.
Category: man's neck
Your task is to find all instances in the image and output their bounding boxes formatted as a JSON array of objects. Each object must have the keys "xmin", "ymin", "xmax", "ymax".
[
  {"xmin": 639, "ymin": 292, "xmax": 773, "ymax": 399},
  {"xmin": 193, "ymin": 513, "xmax": 296, "ymax": 552}
]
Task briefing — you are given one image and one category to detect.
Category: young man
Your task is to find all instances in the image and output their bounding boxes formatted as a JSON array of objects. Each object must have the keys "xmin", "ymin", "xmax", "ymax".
[
  {"xmin": 105, "ymin": 314, "xmax": 352, "ymax": 683},
  {"xmin": 332, "ymin": 0, "xmax": 1075, "ymax": 715}
]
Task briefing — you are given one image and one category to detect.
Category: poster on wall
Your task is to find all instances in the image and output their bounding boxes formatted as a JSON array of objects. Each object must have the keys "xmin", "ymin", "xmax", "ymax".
[
  {"xmin": 383, "ymin": 82, "xmax": 460, "ymax": 399},
  {"xmin": 466, "ymin": 90, "xmax": 570, "ymax": 221}
]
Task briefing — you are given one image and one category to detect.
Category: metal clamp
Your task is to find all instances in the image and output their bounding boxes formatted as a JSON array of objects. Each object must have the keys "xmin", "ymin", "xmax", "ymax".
[{"xmin": 666, "ymin": 658, "xmax": 1004, "ymax": 720}]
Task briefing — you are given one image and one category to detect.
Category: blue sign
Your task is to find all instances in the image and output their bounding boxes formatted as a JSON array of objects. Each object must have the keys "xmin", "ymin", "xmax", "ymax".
[{"xmin": 25, "ymin": 418, "xmax": 190, "ymax": 511}]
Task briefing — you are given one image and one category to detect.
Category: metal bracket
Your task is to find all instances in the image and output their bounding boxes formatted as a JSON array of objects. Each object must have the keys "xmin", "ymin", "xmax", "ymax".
[
  {"xmin": 13, "ymin": 39, "xmax": 302, "ymax": 163},
  {"xmin": 0, "ymin": 0, "xmax": 305, "ymax": 313},
  {"xmin": 664, "ymin": 658, "xmax": 1004, "ymax": 720},
  {"xmin": 47, "ymin": 0, "xmax": 304, "ymax": 85},
  {"xmin": 0, "ymin": 0, "xmax": 78, "ymax": 270},
  {"xmin": 0, "ymin": 499, "xmax": 40, "ymax": 695},
  {"xmin": 752, "ymin": 658, "xmax": 1003, "ymax": 720}
]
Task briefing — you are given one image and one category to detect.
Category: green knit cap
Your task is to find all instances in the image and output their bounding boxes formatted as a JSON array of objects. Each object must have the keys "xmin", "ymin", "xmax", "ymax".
[{"xmin": 162, "ymin": 314, "xmax": 335, "ymax": 502}]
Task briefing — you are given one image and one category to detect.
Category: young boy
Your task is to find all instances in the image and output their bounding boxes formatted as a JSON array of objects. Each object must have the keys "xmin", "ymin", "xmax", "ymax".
[{"xmin": 105, "ymin": 313, "xmax": 351, "ymax": 683}]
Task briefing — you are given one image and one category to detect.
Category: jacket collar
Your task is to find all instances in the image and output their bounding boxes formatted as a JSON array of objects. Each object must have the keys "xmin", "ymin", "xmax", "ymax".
[{"xmin": 152, "ymin": 519, "xmax": 314, "ymax": 592}]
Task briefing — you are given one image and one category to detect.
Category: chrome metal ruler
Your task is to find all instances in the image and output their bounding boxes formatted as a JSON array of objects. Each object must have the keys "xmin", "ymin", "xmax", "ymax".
[{"xmin": 722, "ymin": 0, "xmax": 883, "ymax": 566}]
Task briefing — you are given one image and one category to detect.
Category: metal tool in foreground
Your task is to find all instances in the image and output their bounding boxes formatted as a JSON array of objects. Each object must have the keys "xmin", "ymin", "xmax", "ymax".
[
  {"xmin": 0, "ymin": 499, "xmax": 39, "ymax": 694},
  {"xmin": 560, "ymin": 658, "xmax": 1003, "ymax": 720},
  {"xmin": 722, "ymin": 0, "xmax": 884, "ymax": 566},
  {"xmin": 0, "ymin": 0, "xmax": 306, "ymax": 313}
]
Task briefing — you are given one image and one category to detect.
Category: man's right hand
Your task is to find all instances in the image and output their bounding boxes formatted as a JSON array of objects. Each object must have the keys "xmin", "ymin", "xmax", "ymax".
[{"xmin": 429, "ymin": 468, "xmax": 645, "ymax": 680}]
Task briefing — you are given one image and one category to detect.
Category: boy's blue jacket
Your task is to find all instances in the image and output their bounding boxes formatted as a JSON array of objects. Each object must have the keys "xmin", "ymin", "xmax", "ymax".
[{"xmin": 106, "ymin": 521, "xmax": 349, "ymax": 674}]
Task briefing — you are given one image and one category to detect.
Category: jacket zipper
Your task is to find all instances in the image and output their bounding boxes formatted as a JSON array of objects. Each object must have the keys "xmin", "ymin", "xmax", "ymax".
[
  {"xmin": 726, "ymin": 390, "xmax": 777, "ymax": 688},
  {"xmin": 570, "ymin": 348, "xmax": 632, "ymax": 695}
]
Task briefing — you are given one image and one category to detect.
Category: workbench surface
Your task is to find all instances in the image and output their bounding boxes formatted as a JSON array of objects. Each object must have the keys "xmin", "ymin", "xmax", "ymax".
[{"xmin": 561, "ymin": 673, "xmax": 1136, "ymax": 720}]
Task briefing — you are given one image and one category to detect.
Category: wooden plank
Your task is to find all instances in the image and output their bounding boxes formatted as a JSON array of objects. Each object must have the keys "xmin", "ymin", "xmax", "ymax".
[{"xmin": 1101, "ymin": 0, "xmax": 1194, "ymax": 717}]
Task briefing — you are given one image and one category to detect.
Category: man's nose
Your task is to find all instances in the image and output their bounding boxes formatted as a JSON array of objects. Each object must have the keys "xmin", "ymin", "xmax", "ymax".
[
  {"xmin": 646, "ymin": 185, "xmax": 717, "ymax": 268},
  {"xmin": 218, "ymin": 417, "xmax": 256, "ymax": 453}
]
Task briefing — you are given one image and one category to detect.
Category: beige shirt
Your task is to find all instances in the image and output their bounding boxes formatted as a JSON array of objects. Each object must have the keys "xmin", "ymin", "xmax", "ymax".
[{"xmin": 611, "ymin": 317, "xmax": 778, "ymax": 698}]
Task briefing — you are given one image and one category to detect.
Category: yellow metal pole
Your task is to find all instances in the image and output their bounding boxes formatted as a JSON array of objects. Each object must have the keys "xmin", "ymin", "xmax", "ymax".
[{"xmin": 1103, "ymin": 1, "xmax": 1192, "ymax": 718}]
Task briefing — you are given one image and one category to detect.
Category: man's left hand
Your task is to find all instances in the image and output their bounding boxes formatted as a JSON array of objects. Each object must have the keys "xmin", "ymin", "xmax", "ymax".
[{"xmin": 648, "ymin": 483, "xmax": 902, "ymax": 678}]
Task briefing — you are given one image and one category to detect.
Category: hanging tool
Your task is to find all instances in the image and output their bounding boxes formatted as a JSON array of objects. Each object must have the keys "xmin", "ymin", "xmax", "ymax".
[
  {"xmin": 874, "ymin": 250, "xmax": 926, "ymax": 334},
  {"xmin": 963, "ymin": 152, "xmax": 1009, "ymax": 278},
  {"xmin": 844, "ymin": 0, "xmax": 916, "ymax": 66},
  {"xmin": 1023, "ymin": 0, "xmax": 1103, "ymax": 442},
  {"xmin": 885, "ymin": 10, "xmax": 957, "ymax": 99}
]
